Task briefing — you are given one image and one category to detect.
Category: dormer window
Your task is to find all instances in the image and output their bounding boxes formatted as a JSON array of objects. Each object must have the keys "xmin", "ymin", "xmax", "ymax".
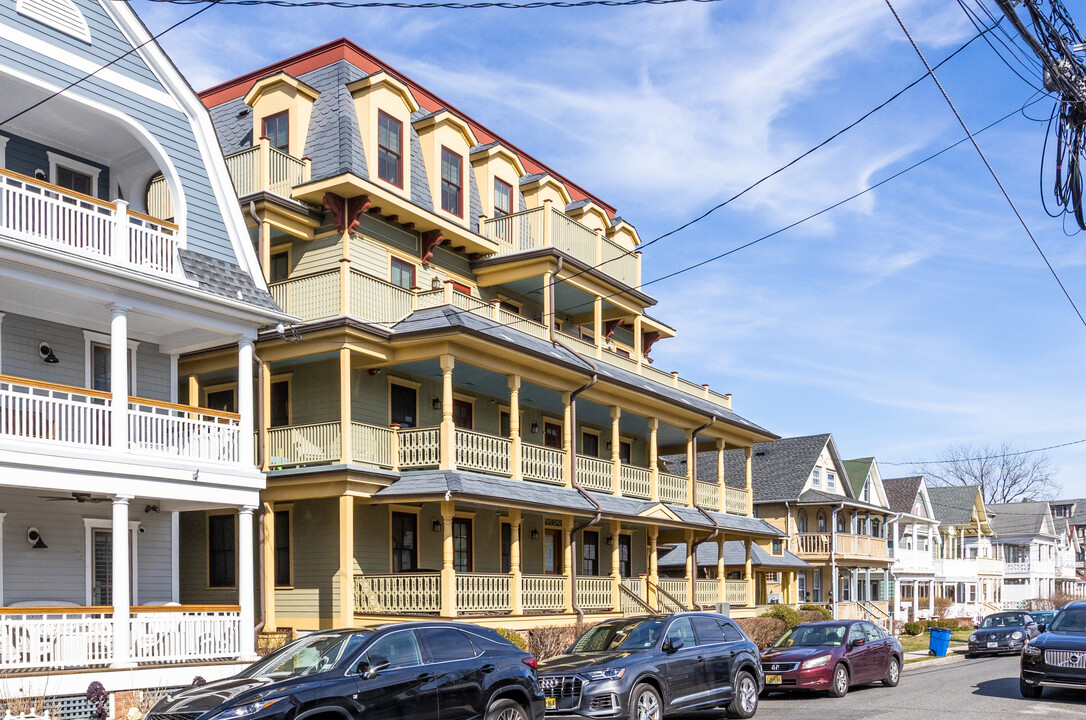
[
  {"xmin": 262, "ymin": 111, "xmax": 289, "ymax": 152},
  {"xmin": 811, "ymin": 468, "xmax": 821, "ymax": 487},
  {"xmin": 377, "ymin": 111, "xmax": 403, "ymax": 187},
  {"xmin": 827, "ymin": 471, "xmax": 836, "ymax": 490},
  {"xmin": 441, "ymin": 147, "xmax": 463, "ymax": 217},
  {"xmin": 494, "ymin": 178, "xmax": 512, "ymax": 216}
]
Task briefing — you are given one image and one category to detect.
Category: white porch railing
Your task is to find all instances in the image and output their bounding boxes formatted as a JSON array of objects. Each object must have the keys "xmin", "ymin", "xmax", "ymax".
[
  {"xmin": 696, "ymin": 481, "xmax": 721, "ymax": 512},
  {"xmin": 659, "ymin": 472, "xmax": 688, "ymax": 504},
  {"xmin": 725, "ymin": 580, "xmax": 748, "ymax": 606},
  {"xmin": 724, "ymin": 486, "xmax": 749, "ymax": 515},
  {"xmin": 352, "ymin": 422, "xmax": 396, "ymax": 468},
  {"xmin": 620, "ymin": 464, "xmax": 652, "ymax": 499},
  {"xmin": 129, "ymin": 398, "xmax": 240, "ymax": 463},
  {"xmin": 267, "ymin": 421, "xmax": 340, "ymax": 466},
  {"xmin": 129, "ymin": 609, "xmax": 240, "ymax": 663},
  {"xmin": 521, "ymin": 442, "xmax": 564, "ymax": 484},
  {"xmin": 576, "ymin": 577, "xmax": 615, "ymax": 610},
  {"xmin": 0, "ymin": 375, "xmax": 111, "ymax": 448},
  {"xmin": 456, "ymin": 428, "xmax": 512, "ymax": 475},
  {"xmin": 456, "ymin": 574, "xmax": 512, "ymax": 613},
  {"xmin": 355, "ymin": 573, "xmax": 442, "ymax": 614},
  {"xmin": 1, "ymin": 168, "xmax": 180, "ymax": 279},
  {"xmin": 399, "ymin": 427, "xmax": 440, "ymax": 468},
  {"xmin": 521, "ymin": 574, "xmax": 566, "ymax": 611},
  {"xmin": 576, "ymin": 455, "xmax": 613, "ymax": 492},
  {"xmin": 695, "ymin": 579, "xmax": 718, "ymax": 608}
]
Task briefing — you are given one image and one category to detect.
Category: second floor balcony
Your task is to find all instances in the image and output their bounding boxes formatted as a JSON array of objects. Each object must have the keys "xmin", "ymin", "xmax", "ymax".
[{"xmin": 794, "ymin": 532, "xmax": 889, "ymax": 561}]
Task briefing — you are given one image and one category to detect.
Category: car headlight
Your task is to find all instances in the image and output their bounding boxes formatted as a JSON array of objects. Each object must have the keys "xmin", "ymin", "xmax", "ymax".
[
  {"xmin": 1024, "ymin": 644, "xmax": 1042, "ymax": 656},
  {"xmin": 213, "ymin": 699, "xmax": 286, "ymax": 720},
  {"xmin": 584, "ymin": 668, "xmax": 625, "ymax": 681},
  {"xmin": 1012, "ymin": 631, "xmax": 1024, "ymax": 640},
  {"xmin": 801, "ymin": 655, "xmax": 831, "ymax": 669},
  {"xmin": 969, "ymin": 634, "xmax": 977, "ymax": 642}
]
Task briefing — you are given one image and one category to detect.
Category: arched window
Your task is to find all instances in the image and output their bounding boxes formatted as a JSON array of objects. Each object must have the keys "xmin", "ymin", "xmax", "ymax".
[
  {"xmin": 817, "ymin": 510, "xmax": 827, "ymax": 533},
  {"xmin": 797, "ymin": 509, "xmax": 809, "ymax": 533},
  {"xmin": 836, "ymin": 511, "xmax": 847, "ymax": 533},
  {"xmin": 871, "ymin": 518, "xmax": 881, "ymax": 538}
]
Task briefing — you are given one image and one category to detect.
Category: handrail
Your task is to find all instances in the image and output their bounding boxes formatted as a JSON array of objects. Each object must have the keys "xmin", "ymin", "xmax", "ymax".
[
  {"xmin": 129, "ymin": 395, "xmax": 241, "ymax": 421},
  {"xmin": 0, "ymin": 605, "xmax": 114, "ymax": 615},
  {"xmin": 127, "ymin": 208, "xmax": 179, "ymax": 231},
  {"xmin": 0, "ymin": 167, "xmax": 116, "ymax": 211},
  {"xmin": 619, "ymin": 583, "xmax": 660, "ymax": 616},
  {"xmin": 646, "ymin": 579, "xmax": 688, "ymax": 611},
  {"xmin": 0, "ymin": 374, "xmax": 112, "ymax": 399},
  {"xmin": 131, "ymin": 604, "xmax": 241, "ymax": 613}
]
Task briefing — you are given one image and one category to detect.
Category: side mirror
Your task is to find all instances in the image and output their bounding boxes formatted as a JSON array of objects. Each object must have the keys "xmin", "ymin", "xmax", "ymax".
[
  {"xmin": 1039, "ymin": 624, "xmax": 1048, "ymax": 633},
  {"xmin": 664, "ymin": 637, "xmax": 684, "ymax": 653},
  {"xmin": 357, "ymin": 658, "xmax": 390, "ymax": 679},
  {"xmin": 850, "ymin": 638, "xmax": 865, "ymax": 648}
]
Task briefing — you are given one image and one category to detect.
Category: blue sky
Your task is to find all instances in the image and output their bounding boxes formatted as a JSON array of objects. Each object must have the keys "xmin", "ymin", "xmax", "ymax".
[{"xmin": 136, "ymin": 0, "xmax": 1086, "ymax": 495}]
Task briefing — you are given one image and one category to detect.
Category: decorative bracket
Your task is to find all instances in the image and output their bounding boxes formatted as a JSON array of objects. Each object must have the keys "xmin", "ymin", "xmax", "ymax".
[
  {"xmin": 322, "ymin": 192, "xmax": 371, "ymax": 234},
  {"xmin": 421, "ymin": 230, "xmax": 444, "ymax": 265},
  {"xmin": 605, "ymin": 319, "xmax": 623, "ymax": 340},
  {"xmin": 643, "ymin": 331, "xmax": 661, "ymax": 356}
]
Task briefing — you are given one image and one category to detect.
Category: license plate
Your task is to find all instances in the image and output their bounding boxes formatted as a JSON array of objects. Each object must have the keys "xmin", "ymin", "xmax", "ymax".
[
  {"xmin": 765, "ymin": 675, "xmax": 782, "ymax": 685},
  {"xmin": 546, "ymin": 698, "xmax": 556, "ymax": 710},
  {"xmin": 987, "ymin": 642, "xmax": 998, "ymax": 648}
]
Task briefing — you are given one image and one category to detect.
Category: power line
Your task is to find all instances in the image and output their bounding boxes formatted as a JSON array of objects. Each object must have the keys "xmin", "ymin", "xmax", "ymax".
[
  {"xmin": 882, "ymin": 438, "xmax": 1086, "ymax": 466},
  {"xmin": 883, "ymin": 0, "xmax": 1086, "ymax": 330},
  {"xmin": 127, "ymin": 0, "xmax": 723, "ymax": 8},
  {"xmin": 0, "ymin": 3, "xmax": 214, "ymax": 128}
]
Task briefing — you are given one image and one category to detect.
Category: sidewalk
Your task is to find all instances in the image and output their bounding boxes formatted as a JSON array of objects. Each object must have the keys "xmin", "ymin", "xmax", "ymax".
[{"xmin": 904, "ymin": 644, "xmax": 968, "ymax": 667}]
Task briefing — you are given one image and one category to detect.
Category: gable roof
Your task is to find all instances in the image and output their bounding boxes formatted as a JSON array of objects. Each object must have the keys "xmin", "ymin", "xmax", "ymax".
[
  {"xmin": 883, "ymin": 476, "xmax": 923, "ymax": 514},
  {"xmin": 842, "ymin": 458, "xmax": 874, "ymax": 497},
  {"xmin": 988, "ymin": 501, "xmax": 1057, "ymax": 539},
  {"xmin": 927, "ymin": 485, "xmax": 982, "ymax": 526},
  {"xmin": 722, "ymin": 434, "xmax": 843, "ymax": 503}
]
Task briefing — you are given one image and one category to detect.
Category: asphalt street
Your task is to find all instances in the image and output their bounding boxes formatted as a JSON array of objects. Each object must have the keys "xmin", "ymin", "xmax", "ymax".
[{"xmin": 678, "ymin": 655, "xmax": 1086, "ymax": 720}]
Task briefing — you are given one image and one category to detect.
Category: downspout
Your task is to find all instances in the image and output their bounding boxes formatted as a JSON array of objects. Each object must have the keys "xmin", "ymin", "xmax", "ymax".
[
  {"xmin": 688, "ymin": 417, "xmax": 719, "ymax": 607},
  {"xmin": 252, "ymin": 341, "xmax": 267, "ymax": 638},
  {"xmin": 550, "ymin": 257, "xmax": 601, "ymax": 623}
]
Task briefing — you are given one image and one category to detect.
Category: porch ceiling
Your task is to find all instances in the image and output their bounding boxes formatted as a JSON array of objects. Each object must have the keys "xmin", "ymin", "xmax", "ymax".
[{"xmin": 492, "ymin": 275, "xmax": 626, "ymax": 319}]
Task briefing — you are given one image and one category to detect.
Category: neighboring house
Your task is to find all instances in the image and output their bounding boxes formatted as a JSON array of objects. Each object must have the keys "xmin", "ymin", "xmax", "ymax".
[
  {"xmin": 987, "ymin": 501, "xmax": 1078, "ymax": 607},
  {"xmin": 0, "ymin": 0, "xmax": 286, "ymax": 696},
  {"xmin": 926, "ymin": 486, "xmax": 1002, "ymax": 618},
  {"xmin": 1051, "ymin": 498, "xmax": 1086, "ymax": 573},
  {"xmin": 657, "ymin": 541, "xmax": 811, "ymax": 608},
  {"xmin": 882, "ymin": 476, "xmax": 940, "ymax": 621},
  {"xmin": 176, "ymin": 38, "xmax": 786, "ymax": 631},
  {"xmin": 1053, "ymin": 517, "xmax": 1084, "ymax": 597},
  {"xmin": 668, "ymin": 435, "xmax": 895, "ymax": 627}
]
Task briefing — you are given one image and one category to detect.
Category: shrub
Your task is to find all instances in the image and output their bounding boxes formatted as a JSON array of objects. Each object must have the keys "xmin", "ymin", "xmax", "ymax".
[
  {"xmin": 736, "ymin": 617, "xmax": 787, "ymax": 650},
  {"xmin": 903, "ymin": 622, "xmax": 923, "ymax": 636},
  {"xmin": 933, "ymin": 597, "xmax": 953, "ymax": 619},
  {"xmin": 760, "ymin": 604, "xmax": 803, "ymax": 628},
  {"xmin": 800, "ymin": 604, "xmax": 833, "ymax": 621},
  {"xmin": 527, "ymin": 622, "xmax": 593, "ymax": 660},
  {"xmin": 938, "ymin": 618, "xmax": 960, "ymax": 630},
  {"xmin": 496, "ymin": 628, "xmax": 528, "ymax": 651}
]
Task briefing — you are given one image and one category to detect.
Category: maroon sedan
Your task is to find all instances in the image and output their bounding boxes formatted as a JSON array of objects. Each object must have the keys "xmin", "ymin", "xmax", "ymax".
[{"xmin": 759, "ymin": 620, "xmax": 903, "ymax": 698}]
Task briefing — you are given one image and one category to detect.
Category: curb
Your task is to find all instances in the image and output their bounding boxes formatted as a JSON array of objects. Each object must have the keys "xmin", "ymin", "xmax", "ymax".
[{"xmin": 904, "ymin": 652, "xmax": 968, "ymax": 669}]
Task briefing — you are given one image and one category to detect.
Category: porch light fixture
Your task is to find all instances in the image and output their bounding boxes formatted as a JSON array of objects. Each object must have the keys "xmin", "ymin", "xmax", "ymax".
[
  {"xmin": 529, "ymin": 422, "xmax": 539, "ymax": 434},
  {"xmin": 607, "ymin": 536, "xmax": 614, "ymax": 546},
  {"xmin": 530, "ymin": 529, "xmax": 539, "ymax": 540},
  {"xmin": 431, "ymin": 396, "xmax": 440, "ymax": 410},
  {"xmin": 432, "ymin": 520, "xmax": 442, "ymax": 532},
  {"xmin": 38, "ymin": 342, "xmax": 59, "ymax": 364},
  {"xmin": 27, "ymin": 527, "xmax": 46, "ymax": 549}
]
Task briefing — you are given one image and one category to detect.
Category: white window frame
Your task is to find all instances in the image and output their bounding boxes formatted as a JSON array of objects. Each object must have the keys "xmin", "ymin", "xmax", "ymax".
[
  {"xmin": 827, "ymin": 471, "xmax": 836, "ymax": 490},
  {"xmin": 83, "ymin": 517, "xmax": 141, "ymax": 606},
  {"xmin": 0, "ymin": 136, "xmax": 8, "ymax": 169},
  {"xmin": 83, "ymin": 330, "xmax": 139, "ymax": 394},
  {"xmin": 811, "ymin": 467, "xmax": 821, "ymax": 487},
  {"xmin": 47, "ymin": 151, "xmax": 102, "ymax": 198}
]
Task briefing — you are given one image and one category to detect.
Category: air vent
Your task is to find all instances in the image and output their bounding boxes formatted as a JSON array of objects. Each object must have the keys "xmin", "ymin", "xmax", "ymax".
[{"xmin": 16, "ymin": 0, "xmax": 91, "ymax": 42}]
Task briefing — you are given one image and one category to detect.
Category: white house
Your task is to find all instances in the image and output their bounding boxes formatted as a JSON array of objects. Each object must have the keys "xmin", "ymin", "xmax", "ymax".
[
  {"xmin": 0, "ymin": 0, "xmax": 288, "ymax": 697},
  {"xmin": 987, "ymin": 501, "xmax": 1086, "ymax": 607},
  {"xmin": 882, "ymin": 476, "xmax": 940, "ymax": 621}
]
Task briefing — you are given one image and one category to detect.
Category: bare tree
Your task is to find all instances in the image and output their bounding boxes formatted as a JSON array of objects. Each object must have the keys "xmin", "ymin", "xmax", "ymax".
[{"xmin": 916, "ymin": 442, "xmax": 1061, "ymax": 505}]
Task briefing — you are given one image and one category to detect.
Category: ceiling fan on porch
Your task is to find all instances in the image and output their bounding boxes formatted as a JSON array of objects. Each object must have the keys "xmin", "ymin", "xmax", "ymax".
[{"xmin": 39, "ymin": 492, "xmax": 110, "ymax": 503}]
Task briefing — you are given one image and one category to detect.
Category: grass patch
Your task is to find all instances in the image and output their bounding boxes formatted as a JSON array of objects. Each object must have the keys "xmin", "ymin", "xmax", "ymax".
[{"xmin": 898, "ymin": 629, "xmax": 972, "ymax": 654}]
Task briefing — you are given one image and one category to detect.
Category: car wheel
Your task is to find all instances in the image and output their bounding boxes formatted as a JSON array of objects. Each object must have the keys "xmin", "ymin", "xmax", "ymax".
[
  {"xmin": 485, "ymin": 698, "xmax": 528, "ymax": 720},
  {"xmin": 629, "ymin": 683, "xmax": 662, "ymax": 720},
  {"xmin": 725, "ymin": 671, "xmax": 758, "ymax": 719},
  {"xmin": 828, "ymin": 663, "xmax": 849, "ymax": 698},
  {"xmin": 1019, "ymin": 678, "xmax": 1043, "ymax": 699},
  {"xmin": 882, "ymin": 657, "xmax": 900, "ymax": 687}
]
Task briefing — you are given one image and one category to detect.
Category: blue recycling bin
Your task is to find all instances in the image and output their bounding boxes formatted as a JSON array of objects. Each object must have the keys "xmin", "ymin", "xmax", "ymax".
[{"xmin": 929, "ymin": 627, "xmax": 952, "ymax": 657}]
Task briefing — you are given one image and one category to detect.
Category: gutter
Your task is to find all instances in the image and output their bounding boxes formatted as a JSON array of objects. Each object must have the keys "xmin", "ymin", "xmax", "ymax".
[
  {"xmin": 251, "ymin": 337, "xmax": 267, "ymax": 639},
  {"xmin": 688, "ymin": 416, "xmax": 720, "ymax": 607}
]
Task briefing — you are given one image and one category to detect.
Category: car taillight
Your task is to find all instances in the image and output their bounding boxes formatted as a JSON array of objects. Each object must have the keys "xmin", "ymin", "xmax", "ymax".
[{"xmin": 522, "ymin": 657, "xmax": 538, "ymax": 669}]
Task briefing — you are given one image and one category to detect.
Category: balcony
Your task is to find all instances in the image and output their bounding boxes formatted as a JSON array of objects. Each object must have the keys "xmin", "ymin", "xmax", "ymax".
[
  {"xmin": 480, "ymin": 205, "xmax": 640, "ymax": 288},
  {"xmin": 265, "ymin": 421, "xmax": 749, "ymax": 513},
  {"xmin": 1, "ymin": 168, "xmax": 180, "ymax": 278},
  {"xmin": 267, "ymin": 274, "xmax": 734, "ymax": 413},
  {"xmin": 1, "ymin": 374, "xmax": 241, "ymax": 464},
  {"xmin": 794, "ymin": 532, "xmax": 889, "ymax": 561},
  {"xmin": 1005, "ymin": 559, "xmax": 1056, "ymax": 576},
  {"xmin": 0, "ymin": 605, "xmax": 241, "ymax": 672}
]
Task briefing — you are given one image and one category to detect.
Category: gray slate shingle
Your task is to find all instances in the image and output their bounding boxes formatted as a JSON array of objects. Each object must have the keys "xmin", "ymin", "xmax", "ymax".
[
  {"xmin": 882, "ymin": 476, "xmax": 923, "ymax": 514},
  {"xmin": 301, "ymin": 62, "xmax": 368, "ymax": 180},
  {"xmin": 177, "ymin": 249, "xmax": 280, "ymax": 312},
  {"xmin": 988, "ymin": 501, "xmax": 1056, "ymax": 538},
  {"xmin": 927, "ymin": 486, "xmax": 982, "ymax": 526}
]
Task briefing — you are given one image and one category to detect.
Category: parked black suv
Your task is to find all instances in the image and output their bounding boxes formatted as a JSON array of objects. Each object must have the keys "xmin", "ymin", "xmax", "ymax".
[
  {"xmin": 1021, "ymin": 601, "xmax": 1086, "ymax": 698},
  {"xmin": 147, "ymin": 623, "xmax": 544, "ymax": 720},
  {"xmin": 537, "ymin": 613, "xmax": 762, "ymax": 720}
]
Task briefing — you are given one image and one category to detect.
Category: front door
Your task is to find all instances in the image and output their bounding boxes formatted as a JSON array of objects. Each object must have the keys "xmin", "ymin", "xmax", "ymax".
[
  {"xmin": 543, "ymin": 529, "xmax": 562, "ymax": 574},
  {"xmin": 91, "ymin": 529, "xmax": 112, "ymax": 605},
  {"xmin": 660, "ymin": 617, "xmax": 705, "ymax": 709}
]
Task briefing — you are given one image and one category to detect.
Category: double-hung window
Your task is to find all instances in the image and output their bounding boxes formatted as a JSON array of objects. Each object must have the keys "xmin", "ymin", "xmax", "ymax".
[
  {"xmin": 440, "ymin": 147, "xmax": 463, "ymax": 216},
  {"xmin": 262, "ymin": 112, "xmax": 289, "ymax": 152},
  {"xmin": 494, "ymin": 178, "xmax": 512, "ymax": 216},
  {"xmin": 377, "ymin": 111, "xmax": 403, "ymax": 187}
]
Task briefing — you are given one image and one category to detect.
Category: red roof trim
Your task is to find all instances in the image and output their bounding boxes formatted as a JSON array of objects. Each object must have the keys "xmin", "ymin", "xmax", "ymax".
[{"xmin": 199, "ymin": 38, "xmax": 615, "ymax": 216}]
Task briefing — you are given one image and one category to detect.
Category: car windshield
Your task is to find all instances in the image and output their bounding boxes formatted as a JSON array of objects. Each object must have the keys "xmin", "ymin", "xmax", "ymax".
[
  {"xmin": 979, "ymin": 614, "xmax": 1026, "ymax": 629},
  {"xmin": 772, "ymin": 624, "xmax": 847, "ymax": 648},
  {"xmin": 240, "ymin": 632, "xmax": 373, "ymax": 679},
  {"xmin": 1033, "ymin": 612, "xmax": 1055, "ymax": 623},
  {"xmin": 568, "ymin": 619, "xmax": 665, "ymax": 652},
  {"xmin": 1049, "ymin": 608, "xmax": 1086, "ymax": 634}
]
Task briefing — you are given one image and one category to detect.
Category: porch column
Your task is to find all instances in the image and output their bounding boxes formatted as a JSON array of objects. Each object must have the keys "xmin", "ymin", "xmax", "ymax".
[
  {"xmin": 262, "ymin": 502, "xmax": 277, "ymax": 631},
  {"xmin": 336, "ymin": 496, "xmax": 355, "ymax": 626},
  {"xmin": 593, "ymin": 296, "xmax": 603, "ymax": 358},
  {"xmin": 610, "ymin": 406, "xmax": 622, "ymax": 495},
  {"xmin": 510, "ymin": 509, "xmax": 523, "ymax": 614},
  {"xmin": 509, "ymin": 376, "xmax": 522, "ymax": 480},
  {"xmin": 685, "ymin": 429, "xmax": 694, "ymax": 506},
  {"xmin": 562, "ymin": 392, "xmax": 573, "ymax": 488},
  {"xmin": 339, "ymin": 348, "xmax": 353, "ymax": 464},
  {"xmin": 716, "ymin": 439, "xmax": 725, "ymax": 503},
  {"xmin": 109, "ymin": 305, "xmax": 129, "ymax": 451},
  {"xmin": 0, "ymin": 512, "xmax": 4, "ymax": 604},
  {"xmin": 929, "ymin": 580, "xmax": 935, "ymax": 614},
  {"xmin": 111, "ymin": 496, "xmax": 132, "ymax": 667},
  {"xmin": 188, "ymin": 375, "xmax": 200, "ymax": 406},
  {"xmin": 744, "ymin": 539, "xmax": 754, "ymax": 607},
  {"xmin": 542, "ymin": 270, "xmax": 554, "ymax": 332},
  {"xmin": 562, "ymin": 516, "xmax": 574, "ymax": 613},
  {"xmin": 717, "ymin": 535, "xmax": 727, "ymax": 608},
  {"xmin": 648, "ymin": 525, "xmax": 660, "ymax": 609},
  {"xmin": 912, "ymin": 580, "xmax": 919, "ymax": 618},
  {"xmin": 441, "ymin": 500, "xmax": 456, "ymax": 617},
  {"xmin": 259, "ymin": 213, "xmax": 272, "ymax": 282},
  {"xmin": 260, "ymin": 360, "xmax": 271, "ymax": 471},
  {"xmin": 648, "ymin": 418, "xmax": 659, "ymax": 502},
  {"xmin": 685, "ymin": 529, "xmax": 696, "ymax": 610},
  {"xmin": 633, "ymin": 315, "xmax": 643, "ymax": 368},
  {"xmin": 239, "ymin": 505, "xmax": 257, "ymax": 659},
  {"xmin": 610, "ymin": 520, "xmax": 622, "ymax": 612},
  {"xmin": 744, "ymin": 447, "xmax": 754, "ymax": 516},
  {"xmin": 171, "ymin": 511, "xmax": 179, "ymax": 603},
  {"xmin": 440, "ymin": 355, "xmax": 455, "ymax": 470},
  {"xmin": 239, "ymin": 338, "xmax": 255, "ymax": 467}
]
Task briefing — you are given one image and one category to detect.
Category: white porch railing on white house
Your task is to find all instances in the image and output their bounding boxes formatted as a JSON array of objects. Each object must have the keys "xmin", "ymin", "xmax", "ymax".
[
  {"xmin": 129, "ymin": 399, "xmax": 241, "ymax": 464},
  {"xmin": 1, "ymin": 168, "xmax": 180, "ymax": 278}
]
